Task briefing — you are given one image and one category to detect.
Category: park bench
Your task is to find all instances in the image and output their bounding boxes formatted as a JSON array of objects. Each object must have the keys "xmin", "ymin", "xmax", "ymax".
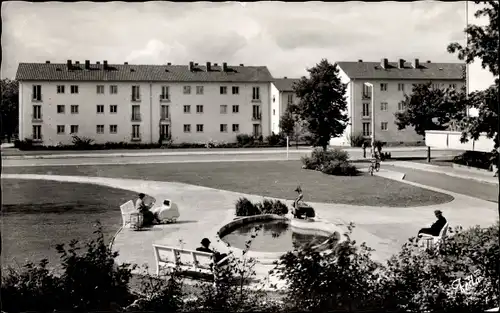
[
  {"xmin": 153, "ymin": 244, "xmax": 230, "ymax": 279},
  {"xmin": 420, "ymin": 222, "xmax": 449, "ymax": 249}
]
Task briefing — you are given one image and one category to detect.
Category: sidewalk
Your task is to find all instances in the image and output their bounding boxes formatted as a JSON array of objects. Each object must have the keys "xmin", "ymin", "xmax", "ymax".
[
  {"xmin": 386, "ymin": 160, "xmax": 499, "ymax": 185},
  {"xmin": 1, "ymin": 146, "xmax": 437, "ymax": 160}
]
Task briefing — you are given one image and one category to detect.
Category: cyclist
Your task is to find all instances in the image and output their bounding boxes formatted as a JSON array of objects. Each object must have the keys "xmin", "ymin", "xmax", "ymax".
[{"xmin": 371, "ymin": 150, "xmax": 381, "ymax": 169}]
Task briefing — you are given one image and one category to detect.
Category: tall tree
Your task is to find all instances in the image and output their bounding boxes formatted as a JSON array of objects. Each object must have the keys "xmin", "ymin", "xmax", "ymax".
[
  {"xmin": 279, "ymin": 107, "xmax": 297, "ymax": 138},
  {"xmin": 394, "ymin": 82, "xmax": 468, "ymax": 136},
  {"xmin": 292, "ymin": 59, "xmax": 348, "ymax": 150},
  {"xmin": 1, "ymin": 78, "xmax": 19, "ymax": 142},
  {"xmin": 447, "ymin": 0, "xmax": 499, "ymax": 147}
]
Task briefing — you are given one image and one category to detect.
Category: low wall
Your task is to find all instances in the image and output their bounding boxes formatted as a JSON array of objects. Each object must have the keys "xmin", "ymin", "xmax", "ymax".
[{"xmin": 425, "ymin": 130, "xmax": 494, "ymax": 152}]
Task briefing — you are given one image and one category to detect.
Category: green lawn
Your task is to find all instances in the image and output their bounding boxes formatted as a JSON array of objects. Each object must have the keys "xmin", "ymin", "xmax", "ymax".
[
  {"xmin": 1, "ymin": 179, "xmax": 137, "ymax": 270},
  {"xmin": 3, "ymin": 160, "xmax": 453, "ymax": 207}
]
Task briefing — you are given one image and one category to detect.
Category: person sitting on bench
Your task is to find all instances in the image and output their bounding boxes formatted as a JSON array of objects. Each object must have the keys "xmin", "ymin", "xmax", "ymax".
[
  {"xmin": 196, "ymin": 238, "xmax": 228, "ymax": 265},
  {"xmin": 135, "ymin": 193, "xmax": 158, "ymax": 226},
  {"xmin": 418, "ymin": 210, "xmax": 447, "ymax": 239}
]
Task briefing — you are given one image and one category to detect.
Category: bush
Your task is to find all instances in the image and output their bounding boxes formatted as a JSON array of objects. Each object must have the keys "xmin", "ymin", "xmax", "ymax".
[
  {"xmin": 453, "ymin": 150, "xmax": 493, "ymax": 170},
  {"xmin": 1, "ymin": 223, "xmax": 136, "ymax": 312},
  {"xmin": 71, "ymin": 135, "xmax": 95, "ymax": 149},
  {"xmin": 236, "ymin": 134, "xmax": 254, "ymax": 146},
  {"xmin": 14, "ymin": 138, "xmax": 34, "ymax": 150},
  {"xmin": 235, "ymin": 198, "xmax": 261, "ymax": 217},
  {"xmin": 255, "ymin": 199, "xmax": 289, "ymax": 216},
  {"xmin": 265, "ymin": 133, "xmax": 286, "ymax": 146},
  {"xmin": 301, "ymin": 148, "xmax": 358, "ymax": 175},
  {"xmin": 348, "ymin": 132, "xmax": 367, "ymax": 147}
]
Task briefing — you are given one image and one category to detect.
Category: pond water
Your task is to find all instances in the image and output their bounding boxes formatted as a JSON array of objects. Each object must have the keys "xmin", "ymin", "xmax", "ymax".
[{"xmin": 221, "ymin": 220, "xmax": 331, "ymax": 253}]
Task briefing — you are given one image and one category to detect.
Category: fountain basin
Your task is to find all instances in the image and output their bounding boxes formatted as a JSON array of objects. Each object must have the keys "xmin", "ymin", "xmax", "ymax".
[{"xmin": 217, "ymin": 214, "xmax": 342, "ymax": 264}]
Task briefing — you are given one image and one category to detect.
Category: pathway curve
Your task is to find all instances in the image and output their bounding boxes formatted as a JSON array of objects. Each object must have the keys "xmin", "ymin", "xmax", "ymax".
[{"xmin": 2, "ymin": 172, "xmax": 497, "ymax": 284}]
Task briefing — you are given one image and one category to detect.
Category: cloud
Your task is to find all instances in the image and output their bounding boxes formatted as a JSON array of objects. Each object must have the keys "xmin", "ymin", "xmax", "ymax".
[{"xmin": 1, "ymin": 1, "xmax": 495, "ymax": 91}]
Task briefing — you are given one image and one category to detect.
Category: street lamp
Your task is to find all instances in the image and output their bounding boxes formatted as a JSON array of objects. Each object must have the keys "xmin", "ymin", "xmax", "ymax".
[{"xmin": 364, "ymin": 82, "xmax": 375, "ymax": 153}]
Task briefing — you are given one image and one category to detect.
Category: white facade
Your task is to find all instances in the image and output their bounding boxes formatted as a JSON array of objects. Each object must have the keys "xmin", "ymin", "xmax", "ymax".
[
  {"xmin": 270, "ymin": 82, "xmax": 301, "ymax": 135},
  {"xmin": 20, "ymin": 81, "xmax": 272, "ymax": 145},
  {"xmin": 330, "ymin": 69, "xmax": 465, "ymax": 146}
]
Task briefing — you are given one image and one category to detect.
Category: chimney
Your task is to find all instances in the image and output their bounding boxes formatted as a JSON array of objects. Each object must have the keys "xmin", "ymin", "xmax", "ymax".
[
  {"xmin": 103, "ymin": 60, "xmax": 108, "ymax": 70},
  {"xmin": 67, "ymin": 60, "xmax": 72, "ymax": 69},
  {"xmin": 45, "ymin": 60, "xmax": 50, "ymax": 64},
  {"xmin": 85, "ymin": 60, "xmax": 90, "ymax": 70},
  {"xmin": 206, "ymin": 62, "xmax": 211, "ymax": 71},
  {"xmin": 189, "ymin": 61, "xmax": 194, "ymax": 71},
  {"xmin": 413, "ymin": 58, "xmax": 420, "ymax": 69},
  {"xmin": 380, "ymin": 58, "xmax": 388, "ymax": 69},
  {"xmin": 222, "ymin": 62, "xmax": 228, "ymax": 72},
  {"xmin": 398, "ymin": 59, "xmax": 405, "ymax": 69},
  {"xmin": 358, "ymin": 59, "xmax": 363, "ymax": 62},
  {"xmin": 214, "ymin": 63, "xmax": 218, "ymax": 66},
  {"xmin": 75, "ymin": 61, "xmax": 80, "ymax": 65},
  {"xmin": 167, "ymin": 62, "xmax": 171, "ymax": 65},
  {"xmin": 96, "ymin": 61, "xmax": 100, "ymax": 65},
  {"xmin": 195, "ymin": 63, "xmax": 199, "ymax": 66},
  {"xmin": 284, "ymin": 76, "xmax": 288, "ymax": 79},
  {"xmin": 427, "ymin": 60, "xmax": 431, "ymax": 63},
  {"xmin": 239, "ymin": 63, "xmax": 244, "ymax": 66},
  {"xmin": 124, "ymin": 62, "xmax": 128, "ymax": 65}
]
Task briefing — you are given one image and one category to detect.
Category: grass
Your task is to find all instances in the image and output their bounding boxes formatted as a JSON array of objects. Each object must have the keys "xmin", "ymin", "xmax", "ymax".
[
  {"xmin": 3, "ymin": 160, "xmax": 453, "ymax": 207},
  {"xmin": 1, "ymin": 179, "xmax": 137, "ymax": 270}
]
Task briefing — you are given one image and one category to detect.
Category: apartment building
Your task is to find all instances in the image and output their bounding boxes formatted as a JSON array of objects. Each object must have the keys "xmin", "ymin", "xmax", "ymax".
[
  {"xmin": 270, "ymin": 77, "xmax": 301, "ymax": 134},
  {"xmin": 331, "ymin": 58, "xmax": 465, "ymax": 146},
  {"xmin": 16, "ymin": 60, "xmax": 274, "ymax": 145}
]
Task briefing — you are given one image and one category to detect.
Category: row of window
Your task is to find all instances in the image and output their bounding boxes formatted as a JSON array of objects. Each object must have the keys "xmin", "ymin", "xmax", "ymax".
[
  {"xmin": 32, "ymin": 85, "xmax": 261, "ymax": 101},
  {"xmin": 52, "ymin": 123, "xmax": 245, "ymax": 136},
  {"xmin": 361, "ymin": 101, "xmax": 407, "ymax": 116},
  {"xmin": 361, "ymin": 122, "xmax": 392, "ymax": 136},
  {"xmin": 33, "ymin": 104, "xmax": 261, "ymax": 119},
  {"xmin": 361, "ymin": 83, "xmax": 458, "ymax": 97}
]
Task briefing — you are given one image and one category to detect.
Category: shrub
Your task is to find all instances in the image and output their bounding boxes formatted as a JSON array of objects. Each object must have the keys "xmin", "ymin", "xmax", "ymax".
[
  {"xmin": 321, "ymin": 160, "xmax": 359, "ymax": 176},
  {"xmin": 265, "ymin": 133, "xmax": 286, "ymax": 146},
  {"xmin": 71, "ymin": 135, "xmax": 95, "ymax": 149},
  {"xmin": 235, "ymin": 197, "xmax": 261, "ymax": 216},
  {"xmin": 301, "ymin": 147, "xmax": 358, "ymax": 175},
  {"xmin": 255, "ymin": 199, "xmax": 289, "ymax": 216},
  {"xmin": 273, "ymin": 224, "xmax": 383, "ymax": 312},
  {"xmin": 236, "ymin": 134, "xmax": 254, "ymax": 146},
  {"xmin": 348, "ymin": 132, "xmax": 367, "ymax": 147},
  {"xmin": 14, "ymin": 138, "xmax": 34, "ymax": 150},
  {"xmin": 453, "ymin": 150, "xmax": 493, "ymax": 170},
  {"xmin": 1, "ymin": 223, "xmax": 136, "ymax": 312}
]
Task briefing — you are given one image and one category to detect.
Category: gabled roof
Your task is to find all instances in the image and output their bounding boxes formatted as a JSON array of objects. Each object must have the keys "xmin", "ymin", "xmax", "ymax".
[
  {"xmin": 15, "ymin": 63, "xmax": 274, "ymax": 82},
  {"xmin": 273, "ymin": 78, "xmax": 300, "ymax": 91},
  {"xmin": 336, "ymin": 61, "xmax": 465, "ymax": 80}
]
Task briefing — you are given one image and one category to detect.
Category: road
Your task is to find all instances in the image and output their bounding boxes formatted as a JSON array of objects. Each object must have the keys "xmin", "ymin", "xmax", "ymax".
[{"xmin": 1, "ymin": 149, "xmax": 456, "ymax": 167}]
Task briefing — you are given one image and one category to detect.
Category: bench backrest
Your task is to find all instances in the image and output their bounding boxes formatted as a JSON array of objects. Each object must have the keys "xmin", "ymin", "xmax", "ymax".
[
  {"xmin": 120, "ymin": 200, "xmax": 135, "ymax": 214},
  {"xmin": 153, "ymin": 244, "xmax": 214, "ymax": 270},
  {"xmin": 439, "ymin": 222, "xmax": 449, "ymax": 238}
]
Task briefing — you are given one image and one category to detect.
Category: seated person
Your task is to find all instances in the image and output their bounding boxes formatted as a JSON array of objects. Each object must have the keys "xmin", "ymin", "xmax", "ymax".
[
  {"xmin": 293, "ymin": 186, "xmax": 314, "ymax": 219},
  {"xmin": 418, "ymin": 210, "xmax": 447, "ymax": 238},
  {"xmin": 152, "ymin": 200, "xmax": 180, "ymax": 223},
  {"xmin": 196, "ymin": 238, "xmax": 228, "ymax": 265},
  {"xmin": 135, "ymin": 193, "xmax": 158, "ymax": 226}
]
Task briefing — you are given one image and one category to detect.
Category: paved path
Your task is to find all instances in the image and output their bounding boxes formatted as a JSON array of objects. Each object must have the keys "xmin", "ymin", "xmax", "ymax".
[
  {"xmin": 2, "ymin": 171, "xmax": 497, "ymax": 287},
  {"xmin": 1, "ymin": 150, "xmax": 454, "ymax": 167}
]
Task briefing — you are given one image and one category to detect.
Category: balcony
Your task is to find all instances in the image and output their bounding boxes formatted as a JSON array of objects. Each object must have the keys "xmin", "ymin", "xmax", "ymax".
[
  {"xmin": 131, "ymin": 114, "xmax": 142, "ymax": 122},
  {"xmin": 131, "ymin": 135, "xmax": 142, "ymax": 142},
  {"xmin": 160, "ymin": 115, "xmax": 170, "ymax": 122},
  {"xmin": 251, "ymin": 98, "xmax": 262, "ymax": 103},
  {"xmin": 252, "ymin": 113, "xmax": 262, "ymax": 121},
  {"xmin": 361, "ymin": 93, "xmax": 371, "ymax": 100},
  {"xmin": 361, "ymin": 114, "xmax": 371, "ymax": 120},
  {"xmin": 31, "ymin": 94, "xmax": 43, "ymax": 102},
  {"xmin": 159, "ymin": 95, "xmax": 170, "ymax": 102},
  {"xmin": 32, "ymin": 115, "xmax": 43, "ymax": 122},
  {"xmin": 131, "ymin": 95, "xmax": 141, "ymax": 102}
]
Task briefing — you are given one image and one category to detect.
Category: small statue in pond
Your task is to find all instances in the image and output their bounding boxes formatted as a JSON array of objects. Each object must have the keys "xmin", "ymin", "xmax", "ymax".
[{"xmin": 292, "ymin": 186, "xmax": 315, "ymax": 219}]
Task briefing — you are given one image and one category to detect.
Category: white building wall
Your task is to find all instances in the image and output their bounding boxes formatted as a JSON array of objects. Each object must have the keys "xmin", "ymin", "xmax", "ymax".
[
  {"xmin": 330, "ymin": 77, "xmax": 465, "ymax": 147},
  {"xmin": 19, "ymin": 81, "xmax": 272, "ymax": 145},
  {"xmin": 270, "ymin": 83, "xmax": 281, "ymax": 134}
]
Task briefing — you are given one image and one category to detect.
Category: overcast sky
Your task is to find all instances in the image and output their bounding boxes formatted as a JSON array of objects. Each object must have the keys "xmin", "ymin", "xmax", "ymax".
[{"xmin": 2, "ymin": 1, "xmax": 496, "ymax": 91}]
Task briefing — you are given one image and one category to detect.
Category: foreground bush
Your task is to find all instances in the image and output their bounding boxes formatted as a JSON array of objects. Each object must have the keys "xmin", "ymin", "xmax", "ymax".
[
  {"xmin": 235, "ymin": 197, "xmax": 289, "ymax": 217},
  {"xmin": 302, "ymin": 147, "xmax": 359, "ymax": 176}
]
